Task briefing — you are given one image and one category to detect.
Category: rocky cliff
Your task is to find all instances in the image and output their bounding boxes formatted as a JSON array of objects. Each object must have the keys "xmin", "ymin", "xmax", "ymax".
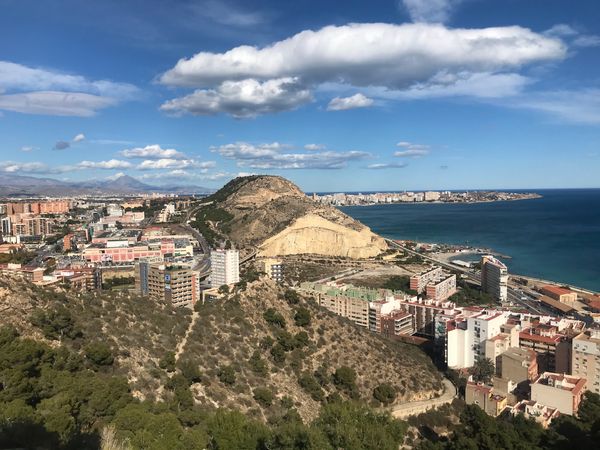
[{"xmin": 203, "ymin": 175, "xmax": 387, "ymax": 258}]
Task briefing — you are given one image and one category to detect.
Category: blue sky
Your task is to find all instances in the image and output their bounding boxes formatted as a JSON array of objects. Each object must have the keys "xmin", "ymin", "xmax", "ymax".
[{"xmin": 0, "ymin": 0, "xmax": 599, "ymax": 192}]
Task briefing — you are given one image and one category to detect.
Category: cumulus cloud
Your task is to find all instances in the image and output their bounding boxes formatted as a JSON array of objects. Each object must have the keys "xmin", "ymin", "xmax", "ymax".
[
  {"xmin": 212, "ymin": 141, "xmax": 370, "ymax": 169},
  {"xmin": 327, "ymin": 93, "xmax": 374, "ymax": 111},
  {"xmin": 54, "ymin": 140, "xmax": 70, "ymax": 150},
  {"xmin": 77, "ymin": 159, "xmax": 133, "ymax": 170},
  {"xmin": 0, "ymin": 61, "xmax": 137, "ymax": 116},
  {"xmin": 367, "ymin": 162, "xmax": 408, "ymax": 169},
  {"xmin": 545, "ymin": 24, "xmax": 600, "ymax": 48},
  {"xmin": 160, "ymin": 23, "xmax": 564, "ymax": 89},
  {"xmin": 401, "ymin": 0, "xmax": 463, "ymax": 24},
  {"xmin": 160, "ymin": 77, "xmax": 312, "ymax": 118},
  {"xmin": 121, "ymin": 144, "xmax": 187, "ymax": 159},
  {"xmin": 0, "ymin": 161, "xmax": 53, "ymax": 174},
  {"xmin": 72, "ymin": 133, "xmax": 85, "ymax": 143},
  {"xmin": 136, "ymin": 159, "xmax": 216, "ymax": 170},
  {"xmin": 394, "ymin": 141, "xmax": 430, "ymax": 157}
]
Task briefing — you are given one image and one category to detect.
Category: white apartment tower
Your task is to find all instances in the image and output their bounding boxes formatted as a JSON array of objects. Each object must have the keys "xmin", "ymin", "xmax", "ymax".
[
  {"xmin": 210, "ymin": 249, "xmax": 240, "ymax": 288},
  {"xmin": 481, "ymin": 255, "xmax": 508, "ymax": 302}
]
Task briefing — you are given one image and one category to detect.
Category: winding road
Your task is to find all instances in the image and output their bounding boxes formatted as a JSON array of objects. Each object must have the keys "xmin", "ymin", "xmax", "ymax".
[{"xmin": 390, "ymin": 378, "xmax": 457, "ymax": 419}]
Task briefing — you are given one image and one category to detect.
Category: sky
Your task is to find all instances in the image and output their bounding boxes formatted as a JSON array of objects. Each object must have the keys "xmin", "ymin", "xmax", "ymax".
[{"xmin": 0, "ymin": 0, "xmax": 599, "ymax": 192}]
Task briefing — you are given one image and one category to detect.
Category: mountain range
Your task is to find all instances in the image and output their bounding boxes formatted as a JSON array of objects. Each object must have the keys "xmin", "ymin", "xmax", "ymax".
[{"xmin": 0, "ymin": 173, "xmax": 213, "ymax": 196}]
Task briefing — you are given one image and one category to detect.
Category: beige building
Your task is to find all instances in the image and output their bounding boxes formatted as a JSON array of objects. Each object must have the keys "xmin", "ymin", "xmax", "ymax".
[
  {"xmin": 540, "ymin": 285, "xmax": 577, "ymax": 304},
  {"xmin": 531, "ymin": 372, "xmax": 586, "ymax": 416},
  {"xmin": 572, "ymin": 327, "xmax": 600, "ymax": 395},
  {"xmin": 481, "ymin": 255, "xmax": 508, "ymax": 302},
  {"xmin": 257, "ymin": 258, "xmax": 284, "ymax": 283},
  {"xmin": 466, "ymin": 382, "xmax": 507, "ymax": 417},
  {"xmin": 137, "ymin": 261, "xmax": 198, "ymax": 307}
]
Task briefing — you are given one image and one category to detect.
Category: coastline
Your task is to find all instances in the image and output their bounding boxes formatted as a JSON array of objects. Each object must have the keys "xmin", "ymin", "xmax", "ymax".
[{"xmin": 323, "ymin": 194, "xmax": 542, "ymax": 208}]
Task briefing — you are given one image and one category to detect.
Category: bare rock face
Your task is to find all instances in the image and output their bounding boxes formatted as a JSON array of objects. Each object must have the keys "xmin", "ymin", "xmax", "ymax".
[{"xmin": 213, "ymin": 175, "xmax": 387, "ymax": 258}]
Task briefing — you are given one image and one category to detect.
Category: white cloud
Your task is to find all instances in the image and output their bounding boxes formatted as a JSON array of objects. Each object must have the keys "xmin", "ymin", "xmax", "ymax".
[
  {"xmin": 0, "ymin": 61, "xmax": 138, "ymax": 97},
  {"xmin": 544, "ymin": 24, "xmax": 579, "ymax": 38},
  {"xmin": 106, "ymin": 172, "xmax": 127, "ymax": 181},
  {"xmin": 327, "ymin": 93, "xmax": 374, "ymax": 111},
  {"xmin": 0, "ymin": 61, "xmax": 138, "ymax": 116},
  {"xmin": 160, "ymin": 23, "xmax": 565, "ymax": 90},
  {"xmin": 72, "ymin": 133, "xmax": 85, "ymax": 143},
  {"xmin": 189, "ymin": 0, "xmax": 266, "ymax": 27},
  {"xmin": 20, "ymin": 146, "xmax": 36, "ymax": 152},
  {"xmin": 401, "ymin": 0, "xmax": 463, "ymax": 24},
  {"xmin": 212, "ymin": 141, "xmax": 370, "ymax": 169},
  {"xmin": 77, "ymin": 159, "xmax": 133, "ymax": 170},
  {"xmin": 136, "ymin": 159, "xmax": 216, "ymax": 170},
  {"xmin": 0, "ymin": 161, "xmax": 52, "ymax": 174},
  {"xmin": 121, "ymin": 144, "xmax": 187, "ymax": 159},
  {"xmin": 507, "ymin": 88, "xmax": 600, "ymax": 125},
  {"xmin": 304, "ymin": 144, "xmax": 326, "ymax": 151},
  {"xmin": 0, "ymin": 91, "xmax": 116, "ymax": 117},
  {"xmin": 367, "ymin": 162, "xmax": 408, "ymax": 169},
  {"xmin": 573, "ymin": 35, "xmax": 600, "ymax": 48},
  {"xmin": 394, "ymin": 141, "xmax": 430, "ymax": 157},
  {"xmin": 160, "ymin": 77, "xmax": 312, "ymax": 118}
]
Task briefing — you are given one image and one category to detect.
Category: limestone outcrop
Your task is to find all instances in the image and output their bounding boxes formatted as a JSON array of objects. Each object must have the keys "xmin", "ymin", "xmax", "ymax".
[{"xmin": 205, "ymin": 175, "xmax": 387, "ymax": 258}]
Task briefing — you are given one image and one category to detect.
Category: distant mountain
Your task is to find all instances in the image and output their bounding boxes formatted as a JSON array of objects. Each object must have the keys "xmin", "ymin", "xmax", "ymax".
[{"xmin": 0, "ymin": 173, "xmax": 213, "ymax": 197}]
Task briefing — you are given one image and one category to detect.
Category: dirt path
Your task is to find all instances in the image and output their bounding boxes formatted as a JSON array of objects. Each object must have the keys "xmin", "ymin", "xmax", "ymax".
[
  {"xmin": 175, "ymin": 311, "xmax": 199, "ymax": 362},
  {"xmin": 390, "ymin": 378, "xmax": 456, "ymax": 419}
]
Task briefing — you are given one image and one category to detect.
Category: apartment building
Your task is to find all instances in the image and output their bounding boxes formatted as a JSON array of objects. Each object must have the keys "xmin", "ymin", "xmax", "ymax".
[
  {"xmin": 410, "ymin": 266, "xmax": 443, "ymax": 293},
  {"xmin": 210, "ymin": 249, "xmax": 240, "ymax": 288},
  {"xmin": 425, "ymin": 273, "xmax": 457, "ymax": 301},
  {"xmin": 465, "ymin": 382, "xmax": 508, "ymax": 417},
  {"xmin": 137, "ymin": 262, "xmax": 198, "ymax": 307},
  {"xmin": 83, "ymin": 239, "xmax": 175, "ymax": 263},
  {"xmin": 257, "ymin": 258, "xmax": 284, "ymax": 283},
  {"xmin": 511, "ymin": 401, "xmax": 559, "ymax": 428},
  {"xmin": 481, "ymin": 255, "xmax": 508, "ymax": 302},
  {"xmin": 3, "ymin": 200, "xmax": 71, "ymax": 215},
  {"xmin": 531, "ymin": 372, "xmax": 586, "ymax": 416},
  {"xmin": 519, "ymin": 324, "xmax": 572, "ymax": 373},
  {"xmin": 380, "ymin": 310, "xmax": 415, "ymax": 338},
  {"xmin": 571, "ymin": 327, "xmax": 600, "ymax": 394}
]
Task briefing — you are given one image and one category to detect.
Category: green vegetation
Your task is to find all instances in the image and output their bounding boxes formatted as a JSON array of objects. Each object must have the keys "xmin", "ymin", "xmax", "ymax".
[
  {"xmin": 30, "ymin": 306, "xmax": 81, "ymax": 340},
  {"xmin": 0, "ymin": 250, "xmax": 35, "ymax": 265},
  {"xmin": 253, "ymin": 387, "xmax": 274, "ymax": 407},
  {"xmin": 418, "ymin": 393, "xmax": 600, "ymax": 449},
  {"xmin": 218, "ymin": 365, "xmax": 236, "ymax": 385},
  {"xmin": 383, "ymin": 275, "xmax": 418, "ymax": 295},
  {"xmin": 333, "ymin": 366, "xmax": 359, "ymax": 399},
  {"xmin": 264, "ymin": 308, "xmax": 287, "ymax": 328},
  {"xmin": 373, "ymin": 383, "xmax": 397, "ymax": 406},
  {"xmin": 159, "ymin": 351, "xmax": 176, "ymax": 372},
  {"xmin": 84, "ymin": 342, "xmax": 114, "ymax": 367},
  {"xmin": 191, "ymin": 205, "xmax": 234, "ymax": 246},
  {"xmin": 469, "ymin": 357, "xmax": 495, "ymax": 384},
  {"xmin": 450, "ymin": 279, "xmax": 496, "ymax": 306},
  {"xmin": 294, "ymin": 307, "xmax": 311, "ymax": 327},
  {"xmin": 101, "ymin": 276, "xmax": 135, "ymax": 290}
]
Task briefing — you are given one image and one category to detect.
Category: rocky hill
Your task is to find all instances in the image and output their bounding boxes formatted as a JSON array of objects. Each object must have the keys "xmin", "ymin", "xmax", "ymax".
[
  {"xmin": 196, "ymin": 175, "xmax": 387, "ymax": 258},
  {"xmin": 0, "ymin": 273, "xmax": 443, "ymax": 425}
]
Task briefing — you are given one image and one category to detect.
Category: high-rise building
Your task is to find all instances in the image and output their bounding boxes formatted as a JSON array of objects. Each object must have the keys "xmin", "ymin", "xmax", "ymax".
[
  {"xmin": 571, "ymin": 327, "xmax": 600, "ymax": 395},
  {"xmin": 481, "ymin": 255, "xmax": 508, "ymax": 302},
  {"xmin": 136, "ymin": 262, "xmax": 198, "ymax": 307},
  {"xmin": 210, "ymin": 249, "xmax": 240, "ymax": 288}
]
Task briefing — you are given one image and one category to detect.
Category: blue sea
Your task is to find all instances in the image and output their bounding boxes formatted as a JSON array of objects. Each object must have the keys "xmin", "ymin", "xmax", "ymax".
[{"xmin": 340, "ymin": 189, "xmax": 600, "ymax": 292}]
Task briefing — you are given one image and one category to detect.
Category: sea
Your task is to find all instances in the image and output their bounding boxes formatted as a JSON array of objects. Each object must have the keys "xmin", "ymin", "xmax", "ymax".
[{"xmin": 339, "ymin": 189, "xmax": 600, "ymax": 293}]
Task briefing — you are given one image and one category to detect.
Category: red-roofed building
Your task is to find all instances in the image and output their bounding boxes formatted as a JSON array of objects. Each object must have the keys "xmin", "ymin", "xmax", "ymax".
[
  {"xmin": 531, "ymin": 372, "xmax": 586, "ymax": 415},
  {"xmin": 540, "ymin": 285, "xmax": 577, "ymax": 304}
]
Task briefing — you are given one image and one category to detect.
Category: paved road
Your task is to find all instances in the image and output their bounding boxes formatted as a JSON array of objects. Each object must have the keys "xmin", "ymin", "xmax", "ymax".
[{"xmin": 391, "ymin": 378, "xmax": 457, "ymax": 419}]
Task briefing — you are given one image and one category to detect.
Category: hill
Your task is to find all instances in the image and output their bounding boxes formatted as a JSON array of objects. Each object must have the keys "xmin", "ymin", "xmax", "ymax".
[
  {"xmin": 0, "ymin": 273, "xmax": 443, "ymax": 447},
  {"xmin": 193, "ymin": 175, "xmax": 387, "ymax": 258}
]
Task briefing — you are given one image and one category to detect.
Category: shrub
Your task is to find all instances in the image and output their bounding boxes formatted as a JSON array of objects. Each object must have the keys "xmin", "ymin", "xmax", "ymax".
[
  {"xmin": 85, "ymin": 342, "xmax": 114, "ymax": 366},
  {"xmin": 218, "ymin": 365, "xmax": 236, "ymax": 385},
  {"xmin": 179, "ymin": 360, "xmax": 202, "ymax": 384},
  {"xmin": 30, "ymin": 306, "xmax": 81, "ymax": 340},
  {"xmin": 249, "ymin": 351, "xmax": 268, "ymax": 377},
  {"xmin": 298, "ymin": 372, "xmax": 324, "ymax": 402},
  {"xmin": 159, "ymin": 352, "xmax": 176, "ymax": 372},
  {"xmin": 284, "ymin": 290, "xmax": 300, "ymax": 305},
  {"xmin": 294, "ymin": 307, "xmax": 311, "ymax": 327},
  {"xmin": 263, "ymin": 308, "xmax": 286, "ymax": 328},
  {"xmin": 373, "ymin": 383, "xmax": 397, "ymax": 405},
  {"xmin": 253, "ymin": 387, "xmax": 274, "ymax": 407},
  {"xmin": 270, "ymin": 344, "xmax": 286, "ymax": 364}
]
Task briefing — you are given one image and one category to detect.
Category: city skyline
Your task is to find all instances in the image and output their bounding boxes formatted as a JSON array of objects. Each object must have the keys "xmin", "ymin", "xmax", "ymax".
[{"xmin": 1, "ymin": 0, "xmax": 599, "ymax": 191}]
